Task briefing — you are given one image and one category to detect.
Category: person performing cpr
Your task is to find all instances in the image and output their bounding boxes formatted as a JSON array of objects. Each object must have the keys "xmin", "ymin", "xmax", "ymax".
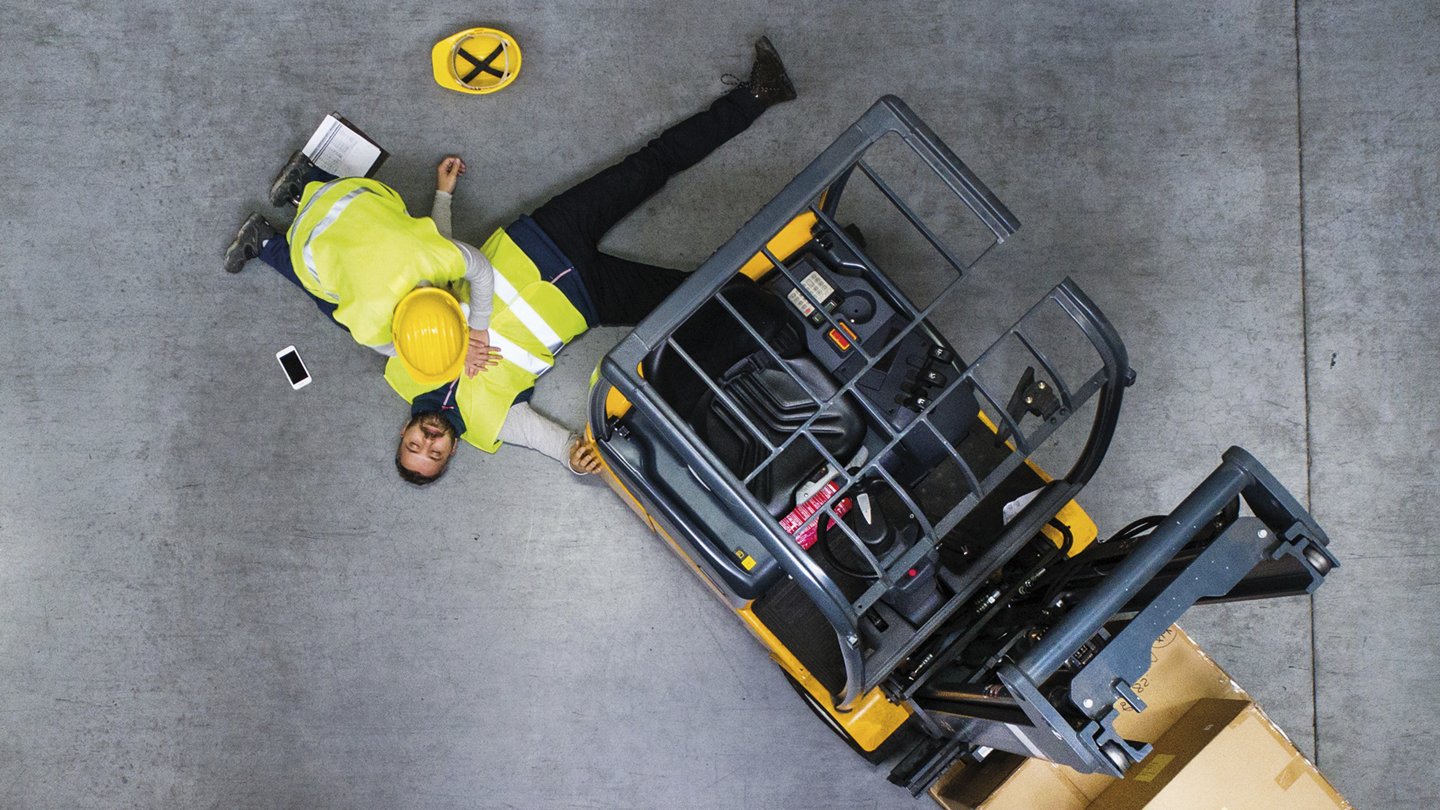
[{"xmin": 224, "ymin": 37, "xmax": 796, "ymax": 484}]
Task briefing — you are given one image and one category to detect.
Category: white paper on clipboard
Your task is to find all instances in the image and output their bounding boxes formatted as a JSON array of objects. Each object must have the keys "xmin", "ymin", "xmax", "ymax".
[{"xmin": 301, "ymin": 113, "xmax": 388, "ymax": 178}]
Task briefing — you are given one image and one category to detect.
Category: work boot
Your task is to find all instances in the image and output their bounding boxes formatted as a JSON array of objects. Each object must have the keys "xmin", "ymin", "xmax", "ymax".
[
  {"xmin": 224, "ymin": 213, "xmax": 280, "ymax": 274},
  {"xmin": 744, "ymin": 36, "xmax": 796, "ymax": 107},
  {"xmin": 268, "ymin": 150, "xmax": 314, "ymax": 208}
]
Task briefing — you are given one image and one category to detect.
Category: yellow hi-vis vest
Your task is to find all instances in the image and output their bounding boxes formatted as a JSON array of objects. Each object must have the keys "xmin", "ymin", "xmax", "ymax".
[
  {"xmin": 383, "ymin": 228, "xmax": 588, "ymax": 452},
  {"xmin": 288, "ymin": 178, "xmax": 468, "ymax": 347}
]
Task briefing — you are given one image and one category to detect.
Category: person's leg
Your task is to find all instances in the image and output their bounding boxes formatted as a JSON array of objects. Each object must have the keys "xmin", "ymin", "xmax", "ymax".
[
  {"xmin": 582, "ymin": 253, "xmax": 690, "ymax": 326},
  {"xmin": 530, "ymin": 87, "xmax": 766, "ymax": 255},
  {"xmin": 303, "ymin": 165, "xmax": 338, "ymax": 185},
  {"xmin": 255, "ymin": 163, "xmax": 346, "ymax": 328},
  {"xmin": 271, "ymin": 152, "xmax": 339, "ymax": 208},
  {"xmin": 524, "ymin": 37, "xmax": 795, "ymax": 326},
  {"xmin": 256, "ymin": 233, "xmax": 351, "ymax": 332}
]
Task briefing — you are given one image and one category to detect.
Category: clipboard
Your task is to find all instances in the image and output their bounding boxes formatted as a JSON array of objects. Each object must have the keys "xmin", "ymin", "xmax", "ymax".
[{"xmin": 301, "ymin": 113, "xmax": 390, "ymax": 178}]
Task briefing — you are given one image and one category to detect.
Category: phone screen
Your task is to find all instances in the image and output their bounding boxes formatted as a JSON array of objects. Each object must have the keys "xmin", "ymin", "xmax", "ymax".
[{"xmin": 278, "ymin": 349, "xmax": 309, "ymax": 385}]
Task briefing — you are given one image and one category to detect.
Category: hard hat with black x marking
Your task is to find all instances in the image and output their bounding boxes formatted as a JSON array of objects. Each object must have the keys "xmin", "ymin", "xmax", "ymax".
[{"xmin": 431, "ymin": 27, "xmax": 522, "ymax": 94}]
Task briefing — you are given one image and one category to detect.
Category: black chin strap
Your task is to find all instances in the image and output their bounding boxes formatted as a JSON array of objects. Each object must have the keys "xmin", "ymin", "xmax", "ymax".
[{"xmin": 456, "ymin": 42, "xmax": 507, "ymax": 84}]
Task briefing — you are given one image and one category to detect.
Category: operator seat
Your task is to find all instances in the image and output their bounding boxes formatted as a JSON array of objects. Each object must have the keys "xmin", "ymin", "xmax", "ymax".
[{"xmin": 650, "ymin": 278, "xmax": 865, "ymax": 516}]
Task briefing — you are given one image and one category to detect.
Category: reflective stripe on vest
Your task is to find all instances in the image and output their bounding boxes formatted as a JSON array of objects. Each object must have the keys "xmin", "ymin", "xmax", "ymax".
[
  {"xmin": 297, "ymin": 184, "xmax": 371, "ymax": 303},
  {"xmin": 487, "ymin": 333, "xmax": 551, "ymax": 376},
  {"xmin": 383, "ymin": 227, "xmax": 588, "ymax": 453},
  {"xmin": 490, "ymin": 269, "xmax": 564, "ymax": 353}
]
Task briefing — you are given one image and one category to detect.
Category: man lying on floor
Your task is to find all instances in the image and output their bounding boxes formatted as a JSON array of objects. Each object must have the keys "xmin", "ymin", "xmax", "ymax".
[{"xmin": 226, "ymin": 37, "xmax": 796, "ymax": 484}]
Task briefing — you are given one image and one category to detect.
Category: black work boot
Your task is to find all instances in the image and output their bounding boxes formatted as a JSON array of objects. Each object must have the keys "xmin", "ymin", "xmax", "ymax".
[
  {"xmin": 745, "ymin": 36, "xmax": 796, "ymax": 107},
  {"xmin": 268, "ymin": 150, "xmax": 315, "ymax": 208},
  {"xmin": 224, "ymin": 213, "xmax": 280, "ymax": 274}
]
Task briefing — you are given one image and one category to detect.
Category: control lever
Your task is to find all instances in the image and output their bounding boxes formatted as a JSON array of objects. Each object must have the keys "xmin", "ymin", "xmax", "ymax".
[
  {"xmin": 814, "ymin": 224, "xmax": 869, "ymax": 276},
  {"xmin": 996, "ymin": 367, "xmax": 1063, "ymax": 447},
  {"xmin": 896, "ymin": 343, "xmax": 955, "ymax": 413},
  {"xmin": 910, "ymin": 368, "xmax": 947, "ymax": 388}
]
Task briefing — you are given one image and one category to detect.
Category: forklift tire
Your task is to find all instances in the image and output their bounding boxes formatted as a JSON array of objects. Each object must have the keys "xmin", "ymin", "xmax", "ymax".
[{"xmin": 780, "ymin": 667, "xmax": 891, "ymax": 764}]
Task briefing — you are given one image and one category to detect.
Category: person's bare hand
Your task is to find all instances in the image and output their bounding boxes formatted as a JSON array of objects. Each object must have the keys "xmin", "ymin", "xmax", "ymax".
[
  {"xmin": 464, "ymin": 328, "xmax": 501, "ymax": 377},
  {"xmin": 568, "ymin": 438, "xmax": 603, "ymax": 475},
  {"xmin": 436, "ymin": 155, "xmax": 466, "ymax": 194}
]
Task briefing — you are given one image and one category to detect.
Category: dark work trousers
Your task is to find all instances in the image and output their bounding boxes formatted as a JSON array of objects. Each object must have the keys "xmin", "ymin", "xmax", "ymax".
[
  {"xmin": 257, "ymin": 165, "xmax": 348, "ymax": 332},
  {"xmin": 529, "ymin": 87, "xmax": 767, "ymax": 326}
]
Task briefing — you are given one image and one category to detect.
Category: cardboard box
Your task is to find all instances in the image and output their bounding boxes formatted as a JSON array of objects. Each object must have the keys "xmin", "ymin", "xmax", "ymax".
[
  {"xmin": 929, "ymin": 626, "xmax": 1350, "ymax": 809},
  {"xmin": 931, "ymin": 754, "xmax": 1093, "ymax": 810},
  {"xmin": 1092, "ymin": 698, "xmax": 1349, "ymax": 809},
  {"xmin": 931, "ymin": 626, "xmax": 1244, "ymax": 809}
]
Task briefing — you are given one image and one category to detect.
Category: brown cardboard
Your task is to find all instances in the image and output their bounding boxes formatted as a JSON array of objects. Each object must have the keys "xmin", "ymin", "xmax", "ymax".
[
  {"xmin": 929, "ymin": 627, "xmax": 1351, "ymax": 810},
  {"xmin": 931, "ymin": 625, "xmax": 1246, "ymax": 809},
  {"xmin": 931, "ymin": 753, "xmax": 1090, "ymax": 810},
  {"xmin": 1107, "ymin": 626, "xmax": 1248, "ymax": 741},
  {"xmin": 1091, "ymin": 698, "xmax": 1351, "ymax": 809}
]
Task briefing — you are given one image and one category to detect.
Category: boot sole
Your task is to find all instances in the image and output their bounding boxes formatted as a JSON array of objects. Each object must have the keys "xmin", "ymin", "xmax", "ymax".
[
  {"xmin": 224, "ymin": 214, "xmax": 273, "ymax": 273},
  {"xmin": 268, "ymin": 151, "xmax": 312, "ymax": 207},
  {"xmin": 755, "ymin": 36, "xmax": 797, "ymax": 103}
]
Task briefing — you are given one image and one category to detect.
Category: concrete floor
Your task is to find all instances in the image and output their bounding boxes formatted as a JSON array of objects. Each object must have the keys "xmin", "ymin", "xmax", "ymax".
[{"xmin": 1, "ymin": 1, "xmax": 1435, "ymax": 807}]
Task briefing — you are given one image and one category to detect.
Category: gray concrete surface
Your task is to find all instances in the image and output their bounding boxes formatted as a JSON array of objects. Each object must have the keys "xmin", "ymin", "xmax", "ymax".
[{"xmin": 0, "ymin": 1, "xmax": 1434, "ymax": 807}]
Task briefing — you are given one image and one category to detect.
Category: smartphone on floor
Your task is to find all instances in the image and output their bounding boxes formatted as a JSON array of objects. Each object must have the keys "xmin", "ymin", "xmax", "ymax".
[{"xmin": 276, "ymin": 345, "xmax": 311, "ymax": 390}]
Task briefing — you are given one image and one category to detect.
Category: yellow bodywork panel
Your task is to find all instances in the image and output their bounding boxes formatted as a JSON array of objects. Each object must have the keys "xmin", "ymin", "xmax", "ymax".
[
  {"xmin": 590, "ymin": 441, "xmax": 911, "ymax": 751},
  {"xmin": 598, "ymin": 363, "xmax": 642, "ymax": 420},
  {"xmin": 604, "ymin": 384, "xmax": 633, "ymax": 421},
  {"xmin": 1048, "ymin": 500, "xmax": 1098, "ymax": 555},
  {"xmin": 736, "ymin": 607, "xmax": 911, "ymax": 751},
  {"xmin": 738, "ymin": 212, "xmax": 820, "ymax": 281}
]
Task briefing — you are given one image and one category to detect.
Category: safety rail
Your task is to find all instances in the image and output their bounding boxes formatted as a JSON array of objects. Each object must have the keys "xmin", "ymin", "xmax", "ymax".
[
  {"xmin": 590, "ymin": 97, "xmax": 1134, "ymax": 710},
  {"xmin": 588, "ymin": 97, "xmax": 1338, "ymax": 797}
]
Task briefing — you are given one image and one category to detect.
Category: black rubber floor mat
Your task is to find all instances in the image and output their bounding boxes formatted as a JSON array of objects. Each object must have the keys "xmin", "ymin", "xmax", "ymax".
[{"xmin": 752, "ymin": 576, "xmax": 847, "ymax": 696}]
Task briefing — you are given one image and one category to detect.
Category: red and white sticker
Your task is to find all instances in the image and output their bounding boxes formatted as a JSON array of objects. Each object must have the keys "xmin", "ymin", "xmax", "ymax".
[{"xmin": 780, "ymin": 479, "xmax": 853, "ymax": 550}]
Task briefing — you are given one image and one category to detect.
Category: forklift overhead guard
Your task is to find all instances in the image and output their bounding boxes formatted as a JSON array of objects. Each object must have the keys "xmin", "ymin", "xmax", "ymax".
[{"xmin": 584, "ymin": 96, "xmax": 1336, "ymax": 795}]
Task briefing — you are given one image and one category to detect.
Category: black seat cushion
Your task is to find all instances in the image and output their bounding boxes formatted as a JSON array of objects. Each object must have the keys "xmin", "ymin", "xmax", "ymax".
[
  {"xmin": 696, "ymin": 354, "xmax": 864, "ymax": 516},
  {"xmin": 649, "ymin": 277, "xmax": 804, "ymax": 412},
  {"xmin": 647, "ymin": 277, "xmax": 864, "ymax": 517}
]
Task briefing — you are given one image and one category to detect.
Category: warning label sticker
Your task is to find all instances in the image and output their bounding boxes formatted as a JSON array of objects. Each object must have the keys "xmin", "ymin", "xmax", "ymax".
[
  {"xmin": 786, "ymin": 288, "xmax": 816, "ymax": 316},
  {"xmin": 801, "ymin": 271, "xmax": 834, "ymax": 303}
]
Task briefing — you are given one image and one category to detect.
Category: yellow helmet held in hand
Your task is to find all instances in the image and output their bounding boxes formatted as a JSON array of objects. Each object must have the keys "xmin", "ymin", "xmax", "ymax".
[
  {"xmin": 431, "ymin": 27, "xmax": 522, "ymax": 95},
  {"xmin": 393, "ymin": 287, "xmax": 467, "ymax": 385}
]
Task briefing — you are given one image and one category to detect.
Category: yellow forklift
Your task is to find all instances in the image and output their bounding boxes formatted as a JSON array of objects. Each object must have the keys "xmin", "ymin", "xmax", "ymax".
[{"xmin": 584, "ymin": 97, "xmax": 1337, "ymax": 795}]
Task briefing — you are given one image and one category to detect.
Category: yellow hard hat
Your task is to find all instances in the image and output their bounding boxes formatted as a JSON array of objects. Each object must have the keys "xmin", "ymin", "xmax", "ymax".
[
  {"xmin": 393, "ymin": 287, "xmax": 467, "ymax": 385},
  {"xmin": 431, "ymin": 27, "xmax": 522, "ymax": 94}
]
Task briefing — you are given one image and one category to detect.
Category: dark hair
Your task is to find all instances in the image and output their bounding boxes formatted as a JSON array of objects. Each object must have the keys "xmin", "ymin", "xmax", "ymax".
[{"xmin": 395, "ymin": 412, "xmax": 455, "ymax": 486}]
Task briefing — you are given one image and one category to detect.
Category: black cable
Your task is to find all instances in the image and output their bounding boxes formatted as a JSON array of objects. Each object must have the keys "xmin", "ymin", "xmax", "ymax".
[{"xmin": 1037, "ymin": 514, "xmax": 1166, "ymax": 607}]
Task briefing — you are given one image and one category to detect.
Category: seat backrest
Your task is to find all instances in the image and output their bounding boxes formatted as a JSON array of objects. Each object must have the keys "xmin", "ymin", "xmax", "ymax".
[
  {"xmin": 648, "ymin": 277, "xmax": 804, "ymax": 420},
  {"xmin": 696, "ymin": 354, "xmax": 865, "ymax": 517}
]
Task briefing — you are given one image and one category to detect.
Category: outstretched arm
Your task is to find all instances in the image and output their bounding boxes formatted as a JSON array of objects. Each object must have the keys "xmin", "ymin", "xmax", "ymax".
[
  {"xmin": 496, "ymin": 402, "xmax": 601, "ymax": 475},
  {"xmin": 431, "ymin": 154, "xmax": 468, "ymax": 240},
  {"xmin": 431, "ymin": 155, "xmax": 500, "ymax": 377}
]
